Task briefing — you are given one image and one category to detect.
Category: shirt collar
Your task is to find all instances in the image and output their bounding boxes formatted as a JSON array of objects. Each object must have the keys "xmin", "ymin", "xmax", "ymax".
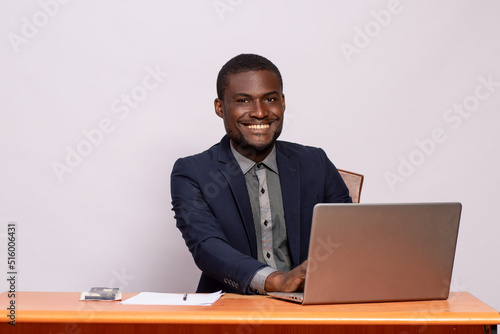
[{"xmin": 230, "ymin": 142, "xmax": 279, "ymax": 175}]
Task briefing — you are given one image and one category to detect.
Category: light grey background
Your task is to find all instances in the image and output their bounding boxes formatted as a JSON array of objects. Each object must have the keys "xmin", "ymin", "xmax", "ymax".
[{"xmin": 1, "ymin": 0, "xmax": 499, "ymax": 315}]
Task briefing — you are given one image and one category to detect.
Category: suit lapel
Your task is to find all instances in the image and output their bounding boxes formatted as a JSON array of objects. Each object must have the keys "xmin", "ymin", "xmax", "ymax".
[
  {"xmin": 217, "ymin": 136, "xmax": 257, "ymax": 258},
  {"xmin": 276, "ymin": 142, "xmax": 301, "ymax": 267}
]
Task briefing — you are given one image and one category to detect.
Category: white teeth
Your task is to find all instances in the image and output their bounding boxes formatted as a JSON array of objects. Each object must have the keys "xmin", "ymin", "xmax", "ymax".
[{"xmin": 247, "ymin": 124, "xmax": 269, "ymax": 129}]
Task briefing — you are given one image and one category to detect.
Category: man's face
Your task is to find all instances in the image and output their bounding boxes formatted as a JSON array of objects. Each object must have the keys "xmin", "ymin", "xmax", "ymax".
[{"xmin": 214, "ymin": 70, "xmax": 285, "ymax": 162}]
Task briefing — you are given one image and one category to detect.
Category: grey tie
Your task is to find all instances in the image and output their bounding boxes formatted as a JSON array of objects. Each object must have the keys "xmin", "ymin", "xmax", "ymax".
[{"xmin": 255, "ymin": 165, "xmax": 277, "ymax": 268}]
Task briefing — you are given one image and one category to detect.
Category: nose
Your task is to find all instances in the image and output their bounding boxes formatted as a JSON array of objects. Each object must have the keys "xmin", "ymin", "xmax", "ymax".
[{"xmin": 248, "ymin": 100, "xmax": 268, "ymax": 119}]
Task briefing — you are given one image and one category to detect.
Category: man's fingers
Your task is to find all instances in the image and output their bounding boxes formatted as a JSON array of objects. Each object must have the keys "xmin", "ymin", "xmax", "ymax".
[
  {"xmin": 265, "ymin": 260, "xmax": 309, "ymax": 292},
  {"xmin": 281, "ymin": 268, "xmax": 306, "ymax": 291}
]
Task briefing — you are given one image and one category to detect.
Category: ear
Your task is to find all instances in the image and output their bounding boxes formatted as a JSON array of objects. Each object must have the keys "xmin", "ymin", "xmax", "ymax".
[
  {"xmin": 281, "ymin": 93, "xmax": 286, "ymax": 112},
  {"xmin": 214, "ymin": 98, "xmax": 223, "ymax": 118}
]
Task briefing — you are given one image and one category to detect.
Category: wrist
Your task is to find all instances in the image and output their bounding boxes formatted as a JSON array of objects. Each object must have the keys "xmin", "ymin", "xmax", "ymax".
[{"xmin": 250, "ymin": 267, "xmax": 279, "ymax": 294}]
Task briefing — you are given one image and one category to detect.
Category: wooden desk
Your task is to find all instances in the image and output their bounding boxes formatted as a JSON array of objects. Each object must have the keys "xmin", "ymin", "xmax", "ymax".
[{"xmin": 1, "ymin": 291, "xmax": 499, "ymax": 333}]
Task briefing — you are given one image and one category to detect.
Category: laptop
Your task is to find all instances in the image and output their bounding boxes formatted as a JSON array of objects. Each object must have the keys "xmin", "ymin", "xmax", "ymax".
[{"xmin": 268, "ymin": 202, "xmax": 462, "ymax": 305}]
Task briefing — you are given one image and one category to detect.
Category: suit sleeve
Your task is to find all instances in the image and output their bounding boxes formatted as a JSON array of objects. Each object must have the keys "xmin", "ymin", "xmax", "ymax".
[{"xmin": 170, "ymin": 157, "xmax": 266, "ymax": 294}]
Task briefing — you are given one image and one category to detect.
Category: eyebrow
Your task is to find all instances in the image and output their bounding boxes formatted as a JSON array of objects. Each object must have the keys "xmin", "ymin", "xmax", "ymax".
[
  {"xmin": 231, "ymin": 91, "xmax": 280, "ymax": 99},
  {"xmin": 232, "ymin": 93, "xmax": 252, "ymax": 99},
  {"xmin": 263, "ymin": 91, "xmax": 280, "ymax": 97}
]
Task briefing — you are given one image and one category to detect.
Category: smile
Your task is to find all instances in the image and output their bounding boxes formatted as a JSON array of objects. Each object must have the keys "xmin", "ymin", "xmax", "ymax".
[{"xmin": 246, "ymin": 124, "xmax": 270, "ymax": 129}]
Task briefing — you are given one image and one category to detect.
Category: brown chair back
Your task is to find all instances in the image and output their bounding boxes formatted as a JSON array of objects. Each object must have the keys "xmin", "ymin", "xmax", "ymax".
[{"xmin": 338, "ymin": 169, "xmax": 364, "ymax": 203}]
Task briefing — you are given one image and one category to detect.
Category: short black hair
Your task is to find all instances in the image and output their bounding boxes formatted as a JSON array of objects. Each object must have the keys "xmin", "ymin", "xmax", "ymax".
[{"xmin": 216, "ymin": 54, "xmax": 283, "ymax": 100}]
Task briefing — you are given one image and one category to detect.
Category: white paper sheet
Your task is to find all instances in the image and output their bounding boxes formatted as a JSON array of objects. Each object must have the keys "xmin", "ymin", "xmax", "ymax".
[{"xmin": 120, "ymin": 291, "xmax": 224, "ymax": 306}]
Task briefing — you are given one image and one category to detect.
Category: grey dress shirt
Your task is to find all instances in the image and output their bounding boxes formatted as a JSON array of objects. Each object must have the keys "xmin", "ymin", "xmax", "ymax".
[{"xmin": 230, "ymin": 144, "xmax": 293, "ymax": 294}]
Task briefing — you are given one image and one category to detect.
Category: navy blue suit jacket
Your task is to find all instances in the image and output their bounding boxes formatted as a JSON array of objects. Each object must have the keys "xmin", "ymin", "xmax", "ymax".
[{"xmin": 171, "ymin": 135, "xmax": 351, "ymax": 294}]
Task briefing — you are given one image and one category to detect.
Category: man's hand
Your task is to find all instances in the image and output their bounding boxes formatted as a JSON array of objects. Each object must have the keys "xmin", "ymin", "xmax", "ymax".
[{"xmin": 264, "ymin": 260, "xmax": 308, "ymax": 292}]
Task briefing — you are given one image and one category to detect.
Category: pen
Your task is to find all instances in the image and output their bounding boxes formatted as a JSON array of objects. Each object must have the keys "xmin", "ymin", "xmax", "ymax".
[{"xmin": 183, "ymin": 293, "xmax": 188, "ymax": 301}]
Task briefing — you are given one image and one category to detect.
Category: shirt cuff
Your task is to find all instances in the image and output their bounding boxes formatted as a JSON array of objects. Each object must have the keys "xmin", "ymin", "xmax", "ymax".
[{"xmin": 249, "ymin": 266, "xmax": 279, "ymax": 295}]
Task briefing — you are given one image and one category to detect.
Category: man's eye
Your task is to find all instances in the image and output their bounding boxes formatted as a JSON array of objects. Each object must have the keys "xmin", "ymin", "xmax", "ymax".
[
  {"xmin": 266, "ymin": 97, "xmax": 276, "ymax": 102},
  {"xmin": 237, "ymin": 99, "xmax": 249, "ymax": 103}
]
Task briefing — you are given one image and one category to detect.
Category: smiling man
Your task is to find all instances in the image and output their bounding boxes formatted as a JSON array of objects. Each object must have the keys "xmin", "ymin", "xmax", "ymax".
[
  {"xmin": 214, "ymin": 69, "xmax": 284, "ymax": 162},
  {"xmin": 171, "ymin": 54, "xmax": 351, "ymax": 295}
]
